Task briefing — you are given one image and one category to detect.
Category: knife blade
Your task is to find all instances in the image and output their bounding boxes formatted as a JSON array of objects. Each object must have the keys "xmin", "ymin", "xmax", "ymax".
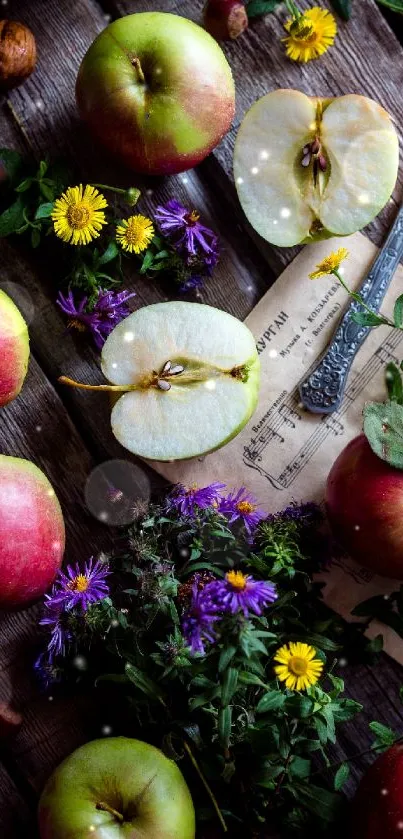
[{"xmin": 299, "ymin": 202, "xmax": 403, "ymax": 414}]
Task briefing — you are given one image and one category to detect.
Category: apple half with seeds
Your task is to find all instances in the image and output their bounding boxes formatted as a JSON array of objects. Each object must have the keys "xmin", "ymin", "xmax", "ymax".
[
  {"xmin": 234, "ymin": 89, "xmax": 399, "ymax": 247},
  {"xmin": 61, "ymin": 302, "xmax": 260, "ymax": 461}
]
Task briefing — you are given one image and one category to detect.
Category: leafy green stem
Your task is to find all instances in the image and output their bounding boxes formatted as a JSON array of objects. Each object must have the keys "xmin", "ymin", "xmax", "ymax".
[
  {"xmin": 183, "ymin": 741, "xmax": 228, "ymax": 833},
  {"xmin": 333, "ymin": 269, "xmax": 395, "ymax": 329}
]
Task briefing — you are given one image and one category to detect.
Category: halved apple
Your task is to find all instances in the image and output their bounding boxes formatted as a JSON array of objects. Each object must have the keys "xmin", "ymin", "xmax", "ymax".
[
  {"xmin": 234, "ymin": 89, "xmax": 399, "ymax": 247},
  {"xmin": 60, "ymin": 302, "xmax": 260, "ymax": 461}
]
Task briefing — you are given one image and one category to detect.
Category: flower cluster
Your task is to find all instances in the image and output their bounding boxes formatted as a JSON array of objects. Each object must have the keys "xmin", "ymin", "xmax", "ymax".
[
  {"xmin": 35, "ymin": 557, "xmax": 109, "ymax": 688},
  {"xmin": 57, "ymin": 288, "xmax": 136, "ymax": 348},
  {"xmin": 155, "ymin": 199, "xmax": 219, "ymax": 292},
  {"xmin": 167, "ymin": 481, "xmax": 266, "ymax": 535},
  {"xmin": 182, "ymin": 570, "xmax": 278, "ymax": 655}
]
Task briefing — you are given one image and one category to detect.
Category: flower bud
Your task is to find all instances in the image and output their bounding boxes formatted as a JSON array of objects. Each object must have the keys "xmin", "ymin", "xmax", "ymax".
[{"xmin": 124, "ymin": 187, "xmax": 141, "ymax": 206}]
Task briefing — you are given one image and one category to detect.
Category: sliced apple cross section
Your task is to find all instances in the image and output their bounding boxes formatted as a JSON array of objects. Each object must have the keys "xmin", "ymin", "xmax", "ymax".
[
  {"xmin": 234, "ymin": 89, "xmax": 399, "ymax": 247},
  {"xmin": 61, "ymin": 302, "xmax": 260, "ymax": 461}
]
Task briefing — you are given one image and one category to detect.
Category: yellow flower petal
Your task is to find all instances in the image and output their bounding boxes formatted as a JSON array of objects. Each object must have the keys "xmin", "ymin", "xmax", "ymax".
[
  {"xmin": 116, "ymin": 214, "xmax": 154, "ymax": 254},
  {"xmin": 51, "ymin": 184, "xmax": 108, "ymax": 246},
  {"xmin": 273, "ymin": 642, "xmax": 324, "ymax": 692},
  {"xmin": 283, "ymin": 7, "xmax": 337, "ymax": 63},
  {"xmin": 309, "ymin": 247, "xmax": 349, "ymax": 279}
]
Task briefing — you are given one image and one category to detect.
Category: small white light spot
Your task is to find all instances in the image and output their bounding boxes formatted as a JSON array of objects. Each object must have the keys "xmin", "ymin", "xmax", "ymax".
[
  {"xmin": 102, "ymin": 725, "xmax": 113, "ymax": 736},
  {"xmin": 180, "ymin": 548, "xmax": 189, "ymax": 557},
  {"xmin": 104, "ymin": 13, "xmax": 111, "ymax": 21},
  {"xmin": 384, "ymin": 594, "xmax": 390, "ymax": 600},
  {"xmin": 123, "ymin": 331, "xmax": 134, "ymax": 342},
  {"xmin": 309, "ymin": 122, "xmax": 316, "ymax": 130},
  {"xmin": 205, "ymin": 379, "xmax": 216, "ymax": 391},
  {"xmin": 35, "ymin": 425, "xmax": 42, "ymax": 432},
  {"xmin": 35, "ymin": 100, "xmax": 45, "ymax": 111},
  {"xmin": 154, "ymin": 66, "xmax": 162, "ymax": 75},
  {"xmin": 89, "ymin": 827, "xmax": 96, "ymax": 834},
  {"xmin": 297, "ymin": 401, "xmax": 304, "ymax": 410},
  {"xmin": 52, "ymin": 541, "xmax": 61, "ymax": 551},
  {"xmin": 73, "ymin": 655, "xmax": 87, "ymax": 671},
  {"xmin": 251, "ymin": 166, "xmax": 259, "ymax": 175},
  {"xmin": 354, "ymin": 524, "xmax": 360, "ymax": 531},
  {"xmin": 236, "ymin": 176, "xmax": 244, "ymax": 185},
  {"xmin": 397, "ymin": 821, "xmax": 403, "ymax": 830},
  {"xmin": 381, "ymin": 788, "xmax": 389, "ymax": 796},
  {"xmin": 268, "ymin": 349, "xmax": 278, "ymax": 359},
  {"xmin": 110, "ymin": 618, "xmax": 119, "ymax": 628},
  {"xmin": 273, "ymin": 220, "xmax": 278, "ymax": 225},
  {"xmin": 338, "ymin": 657, "xmax": 348, "ymax": 667},
  {"xmin": 99, "ymin": 511, "xmax": 109, "ymax": 522},
  {"xmin": 181, "ymin": 175, "xmax": 189, "ymax": 184},
  {"xmin": 259, "ymin": 150, "xmax": 270, "ymax": 161},
  {"xmin": 146, "ymin": 189, "xmax": 153, "ymax": 196},
  {"xmin": 0, "ymin": 0, "xmax": 8, "ymax": 6},
  {"xmin": 280, "ymin": 207, "xmax": 291, "ymax": 219},
  {"xmin": 47, "ymin": 489, "xmax": 55, "ymax": 497},
  {"xmin": 48, "ymin": 695, "xmax": 54, "ymax": 702},
  {"xmin": 358, "ymin": 192, "xmax": 371, "ymax": 205},
  {"xmin": 111, "ymin": 362, "xmax": 118, "ymax": 369}
]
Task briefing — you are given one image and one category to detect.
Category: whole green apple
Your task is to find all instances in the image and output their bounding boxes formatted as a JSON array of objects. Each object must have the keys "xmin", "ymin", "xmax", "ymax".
[
  {"xmin": 38, "ymin": 737, "xmax": 196, "ymax": 839},
  {"xmin": 76, "ymin": 12, "xmax": 235, "ymax": 175},
  {"xmin": 0, "ymin": 288, "xmax": 29, "ymax": 407}
]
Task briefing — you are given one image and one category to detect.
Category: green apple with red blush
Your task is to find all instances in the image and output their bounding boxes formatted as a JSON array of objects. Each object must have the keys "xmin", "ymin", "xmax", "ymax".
[
  {"xmin": 76, "ymin": 12, "xmax": 235, "ymax": 175},
  {"xmin": 38, "ymin": 737, "xmax": 195, "ymax": 839},
  {"xmin": 0, "ymin": 455, "xmax": 65, "ymax": 609},
  {"xmin": 0, "ymin": 288, "xmax": 29, "ymax": 407}
]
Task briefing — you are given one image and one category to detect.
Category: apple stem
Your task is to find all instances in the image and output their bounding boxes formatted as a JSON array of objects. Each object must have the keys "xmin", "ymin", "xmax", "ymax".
[
  {"xmin": 58, "ymin": 376, "xmax": 137, "ymax": 392},
  {"xmin": 96, "ymin": 801, "xmax": 124, "ymax": 822},
  {"xmin": 131, "ymin": 56, "xmax": 145, "ymax": 83}
]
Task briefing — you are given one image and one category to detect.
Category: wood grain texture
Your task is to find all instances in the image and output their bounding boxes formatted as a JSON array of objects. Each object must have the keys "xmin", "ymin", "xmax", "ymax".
[{"xmin": 0, "ymin": 762, "xmax": 33, "ymax": 838}]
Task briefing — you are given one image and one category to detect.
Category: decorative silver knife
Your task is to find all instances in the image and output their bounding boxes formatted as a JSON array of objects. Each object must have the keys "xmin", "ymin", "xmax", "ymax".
[{"xmin": 299, "ymin": 202, "xmax": 403, "ymax": 414}]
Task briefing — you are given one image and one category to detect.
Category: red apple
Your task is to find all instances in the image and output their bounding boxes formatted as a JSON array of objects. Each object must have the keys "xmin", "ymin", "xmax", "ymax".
[
  {"xmin": 0, "ymin": 289, "xmax": 29, "ymax": 407},
  {"xmin": 204, "ymin": 0, "xmax": 248, "ymax": 41},
  {"xmin": 76, "ymin": 12, "xmax": 235, "ymax": 175},
  {"xmin": 0, "ymin": 456, "xmax": 65, "ymax": 608},
  {"xmin": 326, "ymin": 434, "xmax": 403, "ymax": 579},
  {"xmin": 350, "ymin": 745, "xmax": 403, "ymax": 838}
]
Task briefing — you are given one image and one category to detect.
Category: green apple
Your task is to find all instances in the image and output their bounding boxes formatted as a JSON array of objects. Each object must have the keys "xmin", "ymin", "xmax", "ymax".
[
  {"xmin": 60, "ymin": 301, "xmax": 260, "ymax": 461},
  {"xmin": 38, "ymin": 737, "xmax": 195, "ymax": 839},
  {"xmin": 234, "ymin": 89, "xmax": 399, "ymax": 247},
  {"xmin": 0, "ymin": 289, "xmax": 29, "ymax": 406},
  {"xmin": 76, "ymin": 12, "xmax": 235, "ymax": 175}
]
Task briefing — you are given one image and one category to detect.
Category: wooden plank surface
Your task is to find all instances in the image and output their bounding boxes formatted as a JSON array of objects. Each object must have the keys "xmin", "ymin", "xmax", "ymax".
[{"xmin": 1, "ymin": 0, "xmax": 403, "ymax": 833}]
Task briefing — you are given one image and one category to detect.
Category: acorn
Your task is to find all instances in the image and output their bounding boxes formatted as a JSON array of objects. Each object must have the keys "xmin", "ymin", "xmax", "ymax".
[
  {"xmin": 203, "ymin": 0, "xmax": 248, "ymax": 41},
  {"xmin": 0, "ymin": 20, "xmax": 37, "ymax": 92}
]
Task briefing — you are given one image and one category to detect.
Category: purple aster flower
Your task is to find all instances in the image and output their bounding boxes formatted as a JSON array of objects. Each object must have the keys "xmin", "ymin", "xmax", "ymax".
[
  {"xmin": 266, "ymin": 502, "xmax": 322, "ymax": 524},
  {"xmin": 207, "ymin": 571, "xmax": 277, "ymax": 617},
  {"xmin": 34, "ymin": 652, "xmax": 62, "ymax": 690},
  {"xmin": 155, "ymin": 200, "xmax": 219, "ymax": 261},
  {"xmin": 48, "ymin": 557, "xmax": 109, "ymax": 611},
  {"xmin": 182, "ymin": 583, "xmax": 220, "ymax": 655},
  {"xmin": 167, "ymin": 482, "xmax": 226, "ymax": 517},
  {"xmin": 219, "ymin": 487, "xmax": 266, "ymax": 535},
  {"xmin": 179, "ymin": 275, "xmax": 204, "ymax": 294},
  {"xmin": 57, "ymin": 288, "xmax": 136, "ymax": 349},
  {"xmin": 39, "ymin": 599, "xmax": 71, "ymax": 658}
]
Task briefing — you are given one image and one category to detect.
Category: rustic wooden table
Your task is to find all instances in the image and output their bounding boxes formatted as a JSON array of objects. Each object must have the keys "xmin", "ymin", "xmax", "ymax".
[{"xmin": 1, "ymin": 0, "xmax": 403, "ymax": 836}]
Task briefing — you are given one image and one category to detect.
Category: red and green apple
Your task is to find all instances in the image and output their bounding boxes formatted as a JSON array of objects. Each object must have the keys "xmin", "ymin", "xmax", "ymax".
[
  {"xmin": 76, "ymin": 12, "xmax": 235, "ymax": 175},
  {"xmin": 0, "ymin": 455, "xmax": 65, "ymax": 608},
  {"xmin": 38, "ymin": 737, "xmax": 196, "ymax": 839},
  {"xmin": 0, "ymin": 288, "xmax": 29, "ymax": 407},
  {"xmin": 326, "ymin": 434, "xmax": 403, "ymax": 579},
  {"xmin": 350, "ymin": 744, "xmax": 403, "ymax": 839}
]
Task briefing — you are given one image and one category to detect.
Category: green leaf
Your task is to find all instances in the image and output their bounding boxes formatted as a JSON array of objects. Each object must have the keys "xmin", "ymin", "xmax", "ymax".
[
  {"xmin": 331, "ymin": 699, "xmax": 362, "ymax": 722},
  {"xmin": 38, "ymin": 160, "xmax": 48, "ymax": 178},
  {"xmin": 98, "ymin": 241, "xmax": 119, "ymax": 265},
  {"xmin": 125, "ymin": 663, "xmax": 166, "ymax": 702},
  {"xmin": 254, "ymin": 763, "xmax": 284, "ymax": 786},
  {"xmin": 394, "ymin": 294, "xmax": 403, "ymax": 328},
  {"xmin": 285, "ymin": 694, "xmax": 315, "ymax": 718},
  {"xmin": 363, "ymin": 400, "xmax": 403, "ymax": 469},
  {"xmin": 247, "ymin": 0, "xmax": 282, "ymax": 16},
  {"xmin": 319, "ymin": 706, "xmax": 336, "ymax": 744},
  {"xmin": 14, "ymin": 177, "xmax": 34, "ymax": 193},
  {"xmin": 291, "ymin": 632, "xmax": 339, "ymax": 652},
  {"xmin": 189, "ymin": 687, "xmax": 220, "ymax": 711},
  {"xmin": 334, "ymin": 763, "xmax": 350, "ymax": 790},
  {"xmin": 221, "ymin": 667, "xmax": 239, "ymax": 706},
  {"xmin": 35, "ymin": 202, "xmax": 54, "ymax": 220},
  {"xmin": 376, "ymin": 0, "xmax": 403, "ymax": 12},
  {"xmin": 0, "ymin": 148, "xmax": 23, "ymax": 184},
  {"xmin": 218, "ymin": 646, "xmax": 237, "ymax": 673},
  {"xmin": 257, "ymin": 691, "xmax": 286, "ymax": 713},
  {"xmin": 330, "ymin": 0, "xmax": 353, "ymax": 19},
  {"xmin": 0, "ymin": 197, "xmax": 25, "ymax": 237},
  {"xmin": 327, "ymin": 673, "xmax": 344, "ymax": 697},
  {"xmin": 352, "ymin": 311, "xmax": 386, "ymax": 327},
  {"xmin": 39, "ymin": 182, "xmax": 55, "ymax": 201},
  {"xmin": 218, "ymin": 706, "xmax": 232, "ymax": 749},
  {"xmin": 289, "ymin": 756, "xmax": 311, "ymax": 779},
  {"xmin": 238, "ymin": 671, "xmax": 267, "ymax": 688},
  {"xmin": 369, "ymin": 721, "xmax": 396, "ymax": 746},
  {"xmin": 31, "ymin": 227, "xmax": 40, "ymax": 248},
  {"xmin": 291, "ymin": 781, "xmax": 343, "ymax": 823},
  {"xmin": 385, "ymin": 362, "xmax": 403, "ymax": 405}
]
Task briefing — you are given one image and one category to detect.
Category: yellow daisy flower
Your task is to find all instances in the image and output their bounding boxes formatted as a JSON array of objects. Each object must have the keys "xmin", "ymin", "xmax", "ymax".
[
  {"xmin": 116, "ymin": 214, "xmax": 155, "ymax": 254},
  {"xmin": 283, "ymin": 7, "xmax": 337, "ymax": 63},
  {"xmin": 274, "ymin": 641, "xmax": 324, "ymax": 691},
  {"xmin": 309, "ymin": 247, "xmax": 349, "ymax": 279},
  {"xmin": 51, "ymin": 184, "xmax": 108, "ymax": 246}
]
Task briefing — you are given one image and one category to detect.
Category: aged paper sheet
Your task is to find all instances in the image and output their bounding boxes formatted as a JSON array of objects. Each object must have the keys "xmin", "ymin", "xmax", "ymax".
[{"xmin": 150, "ymin": 231, "xmax": 403, "ymax": 663}]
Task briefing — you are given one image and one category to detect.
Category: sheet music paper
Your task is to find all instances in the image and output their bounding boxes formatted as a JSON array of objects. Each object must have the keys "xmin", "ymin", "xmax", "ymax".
[{"xmin": 149, "ymin": 231, "xmax": 403, "ymax": 663}]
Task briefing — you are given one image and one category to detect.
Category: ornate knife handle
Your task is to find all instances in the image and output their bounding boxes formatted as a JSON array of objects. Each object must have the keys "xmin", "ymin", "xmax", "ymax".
[{"xmin": 299, "ymin": 204, "xmax": 403, "ymax": 414}]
